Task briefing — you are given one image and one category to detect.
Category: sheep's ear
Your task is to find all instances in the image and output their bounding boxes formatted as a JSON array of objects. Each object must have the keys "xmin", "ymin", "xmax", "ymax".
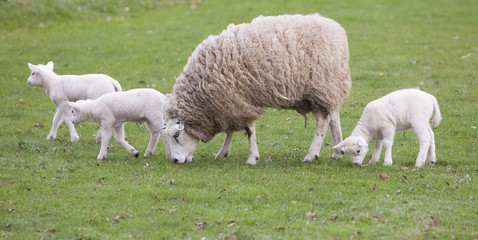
[
  {"xmin": 173, "ymin": 119, "xmax": 184, "ymax": 131},
  {"xmin": 333, "ymin": 140, "xmax": 346, "ymax": 150},
  {"xmin": 46, "ymin": 61, "xmax": 54, "ymax": 70}
]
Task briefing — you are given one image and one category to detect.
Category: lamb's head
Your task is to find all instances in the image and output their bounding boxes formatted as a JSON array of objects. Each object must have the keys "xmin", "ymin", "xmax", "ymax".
[
  {"xmin": 164, "ymin": 118, "xmax": 198, "ymax": 164},
  {"xmin": 67, "ymin": 100, "xmax": 89, "ymax": 125},
  {"xmin": 333, "ymin": 136, "xmax": 369, "ymax": 166},
  {"xmin": 27, "ymin": 61, "xmax": 54, "ymax": 87}
]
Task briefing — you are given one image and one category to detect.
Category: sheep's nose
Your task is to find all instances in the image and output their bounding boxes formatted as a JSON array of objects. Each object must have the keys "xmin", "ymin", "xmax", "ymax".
[
  {"xmin": 173, "ymin": 158, "xmax": 179, "ymax": 164},
  {"xmin": 341, "ymin": 150, "xmax": 345, "ymax": 155},
  {"xmin": 353, "ymin": 162, "xmax": 361, "ymax": 166}
]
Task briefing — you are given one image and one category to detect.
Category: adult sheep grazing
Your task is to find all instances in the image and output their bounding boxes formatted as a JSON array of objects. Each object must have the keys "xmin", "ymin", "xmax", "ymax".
[
  {"xmin": 27, "ymin": 61, "xmax": 122, "ymax": 142},
  {"xmin": 164, "ymin": 14, "xmax": 351, "ymax": 165}
]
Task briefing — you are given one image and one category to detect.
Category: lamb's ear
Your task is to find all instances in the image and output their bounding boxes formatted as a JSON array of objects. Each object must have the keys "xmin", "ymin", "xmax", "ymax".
[
  {"xmin": 333, "ymin": 140, "xmax": 346, "ymax": 150},
  {"xmin": 358, "ymin": 138, "xmax": 368, "ymax": 147},
  {"xmin": 46, "ymin": 61, "xmax": 54, "ymax": 71},
  {"xmin": 67, "ymin": 101, "xmax": 80, "ymax": 111},
  {"xmin": 28, "ymin": 63, "xmax": 36, "ymax": 71}
]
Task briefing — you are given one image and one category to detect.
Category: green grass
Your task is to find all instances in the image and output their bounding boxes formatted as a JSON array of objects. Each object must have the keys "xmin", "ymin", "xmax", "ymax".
[{"xmin": 1, "ymin": 0, "xmax": 477, "ymax": 239}]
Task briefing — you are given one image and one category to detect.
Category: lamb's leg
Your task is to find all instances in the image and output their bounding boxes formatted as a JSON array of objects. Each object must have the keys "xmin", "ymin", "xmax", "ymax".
[
  {"xmin": 329, "ymin": 110, "xmax": 344, "ymax": 159},
  {"xmin": 113, "ymin": 124, "xmax": 139, "ymax": 158},
  {"xmin": 144, "ymin": 121, "xmax": 160, "ymax": 158},
  {"xmin": 215, "ymin": 131, "xmax": 234, "ymax": 160},
  {"xmin": 382, "ymin": 130, "xmax": 395, "ymax": 166},
  {"xmin": 245, "ymin": 120, "xmax": 259, "ymax": 166},
  {"xmin": 47, "ymin": 108, "xmax": 63, "ymax": 140},
  {"xmin": 59, "ymin": 103, "xmax": 79, "ymax": 142},
  {"xmin": 365, "ymin": 140, "xmax": 383, "ymax": 166},
  {"xmin": 426, "ymin": 126, "xmax": 436, "ymax": 165},
  {"xmin": 95, "ymin": 126, "xmax": 102, "ymax": 143},
  {"xmin": 413, "ymin": 124, "xmax": 431, "ymax": 167},
  {"xmin": 97, "ymin": 125, "xmax": 113, "ymax": 160},
  {"xmin": 303, "ymin": 111, "xmax": 330, "ymax": 162}
]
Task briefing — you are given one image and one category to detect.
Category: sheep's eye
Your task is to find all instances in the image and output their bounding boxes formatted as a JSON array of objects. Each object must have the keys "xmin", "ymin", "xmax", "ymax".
[
  {"xmin": 356, "ymin": 150, "xmax": 361, "ymax": 154},
  {"xmin": 31, "ymin": 72, "xmax": 35, "ymax": 76}
]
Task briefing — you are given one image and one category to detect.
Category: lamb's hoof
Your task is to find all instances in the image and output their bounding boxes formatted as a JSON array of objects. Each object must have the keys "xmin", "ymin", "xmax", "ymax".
[
  {"xmin": 383, "ymin": 162, "xmax": 393, "ymax": 166},
  {"xmin": 186, "ymin": 156, "xmax": 196, "ymax": 162},
  {"xmin": 214, "ymin": 152, "xmax": 229, "ymax": 160},
  {"xmin": 70, "ymin": 136, "xmax": 79, "ymax": 142},
  {"xmin": 97, "ymin": 156, "xmax": 105, "ymax": 160},
  {"xmin": 144, "ymin": 152, "xmax": 153, "ymax": 158},
  {"xmin": 332, "ymin": 149, "xmax": 344, "ymax": 159},
  {"xmin": 46, "ymin": 135, "xmax": 55, "ymax": 140},
  {"xmin": 303, "ymin": 154, "xmax": 319, "ymax": 163},
  {"xmin": 246, "ymin": 156, "xmax": 259, "ymax": 166}
]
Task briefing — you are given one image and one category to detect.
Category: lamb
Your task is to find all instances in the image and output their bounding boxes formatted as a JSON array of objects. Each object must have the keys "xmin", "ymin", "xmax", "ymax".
[
  {"xmin": 27, "ymin": 61, "xmax": 122, "ymax": 142},
  {"xmin": 67, "ymin": 88, "xmax": 170, "ymax": 160},
  {"xmin": 163, "ymin": 14, "xmax": 352, "ymax": 165},
  {"xmin": 333, "ymin": 89, "xmax": 442, "ymax": 167}
]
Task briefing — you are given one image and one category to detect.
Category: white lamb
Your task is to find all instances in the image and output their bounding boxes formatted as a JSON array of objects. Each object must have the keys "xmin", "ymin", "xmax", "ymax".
[
  {"xmin": 67, "ymin": 88, "xmax": 170, "ymax": 160},
  {"xmin": 27, "ymin": 61, "xmax": 122, "ymax": 142},
  {"xmin": 333, "ymin": 89, "xmax": 442, "ymax": 167}
]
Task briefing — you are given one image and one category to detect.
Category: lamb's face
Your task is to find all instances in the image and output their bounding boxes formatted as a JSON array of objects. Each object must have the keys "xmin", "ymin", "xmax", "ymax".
[
  {"xmin": 27, "ymin": 64, "xmax": 44, "ymax": 87},
  {"xmin": 343, "ymin": 136, "xmax": 369, "ymax": 165},
  {"xmin": 164, "ymin": 118, "xmax": 199, "ymax": 163},
  {"xmin": 67, "ymin": 101, "xmax": 88, "ymax": 125},
  {"xmin": 27, "ymin": 62, "xmax": 53, "ymax": 87}
]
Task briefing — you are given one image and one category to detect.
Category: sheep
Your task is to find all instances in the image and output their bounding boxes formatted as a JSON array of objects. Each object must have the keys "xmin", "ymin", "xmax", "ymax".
[
  {"xmin": 67, "ymin": 88, "xmax": 170, "ymax": 160},
  {"xmin": 333, "ymin": 89, "xmax": 442, "ymax": 167},
  {"xmin": 27, "ymin": 61, "xmax": 122, "ymax": 142},
  {"xmin": 163, "ymin": 14, "xmax": 351, "ymax": 165}
]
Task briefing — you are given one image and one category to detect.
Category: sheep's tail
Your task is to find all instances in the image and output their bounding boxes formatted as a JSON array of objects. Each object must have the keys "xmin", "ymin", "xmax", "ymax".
[
  {"xmin": 430, "ymin": 94, "xmax": 442, "ymax": 127},
  {"xmin": 112, "ymin": 80, "xmax": 122, "ymax": 92}
]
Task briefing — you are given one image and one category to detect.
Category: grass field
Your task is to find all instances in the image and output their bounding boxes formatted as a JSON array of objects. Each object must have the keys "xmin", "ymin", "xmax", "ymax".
[{"xmin": 1, "ymin": 0, "xmax": 477, "ymax": 239}]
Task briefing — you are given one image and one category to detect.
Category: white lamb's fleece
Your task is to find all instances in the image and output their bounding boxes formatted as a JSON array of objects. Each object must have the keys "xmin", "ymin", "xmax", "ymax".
[
  {"xmin": 333, "ymin": 89, "xmax": 442, "ymax": 167},
  {"xmin": 27, "ymin": 61, "xmax": 122, "ymax": 142},
  {"xmin": 67, "ymin": 88, "xmax": 170, "ymax": 160},
  {"xmin": 164, "ymin": 14, "xmax": 351, "ymax": 165}
]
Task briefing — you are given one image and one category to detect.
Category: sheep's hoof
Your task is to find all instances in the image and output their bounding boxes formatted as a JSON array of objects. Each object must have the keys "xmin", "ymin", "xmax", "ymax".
[{"xmin": 246, "ymin": 156, "xmax": 258, "ymax": 166}]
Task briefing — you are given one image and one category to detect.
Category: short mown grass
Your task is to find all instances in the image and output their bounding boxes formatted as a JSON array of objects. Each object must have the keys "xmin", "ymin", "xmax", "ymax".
[{"xmin": 1, "ymin": 0, "xmax": 477, "ymax": 239}]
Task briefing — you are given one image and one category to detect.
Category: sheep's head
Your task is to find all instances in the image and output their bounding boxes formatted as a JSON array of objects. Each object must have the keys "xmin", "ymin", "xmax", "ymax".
[
  {"xmin": 164, "ymin": 118, "xmax": 198, "ymax": 163},
  {"xmin": 27, "ymin": 61, "xmax": 54, "ymax": 87},
  {"xmin": 333, "ymin": 136, "xmax": 369, "ymax": 166}
]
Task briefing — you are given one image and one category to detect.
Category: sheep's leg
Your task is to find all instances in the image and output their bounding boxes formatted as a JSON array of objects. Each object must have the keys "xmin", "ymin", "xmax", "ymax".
[
  {"xmin": 413, "ymin": 124, "xmax": 431, "ymax": 167},
  {"xmin": 370, "ymin": 140, "xmax": 383, "ymax": 164},
  {"xmin": 97, "ymin": 125, "xmax": 113, "ymax": 160},
  {"xmin": 426, "ymin": 126, "xmax": 436, "ymax": 165},
  {"xmin": 59, "ymin": 103, "xmax": 79, "ymax": 142},
  {"xmin": 382, "ymin": 130, "xmax": 395, "ymax": 166},
  {"xmin": 113, "ymin": 124, "xmax": 139, "ymax": 158},
  {"xmin": 245, "ymin": 120, "xmax": 259, "ymax": 166},
  {"xmin": 329, "ymin": 110, "xmax": 344, "ymax": 159},
  {"xmin": 303, "ymin": 111, "xmax": 330, "ymax": 162},
  {"xmin": 47, "ymin": 108, "xmax": 63, "ymax": 140},
  {"xmin": 144, "ymin": 121, "xmax": 160, "ymax": 158},
  {"xmin": 215, "ymin": 131, "xmax": 234, "ymax": 160}
]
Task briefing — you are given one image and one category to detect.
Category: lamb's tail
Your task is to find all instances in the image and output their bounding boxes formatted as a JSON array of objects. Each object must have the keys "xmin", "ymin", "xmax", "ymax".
[
  {"xmin": 112, "ymin": 80, "xmax": 122, "ymax": 92},
  {"xmin": 430, "ymin": 94, "xmax": 442, "ymax": 127}
]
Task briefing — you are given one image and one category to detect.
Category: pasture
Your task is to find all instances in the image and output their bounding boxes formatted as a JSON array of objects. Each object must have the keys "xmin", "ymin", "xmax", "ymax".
[{"xmin": 0, "ymin": 0, "xmax": 476, "ymax": 239}]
